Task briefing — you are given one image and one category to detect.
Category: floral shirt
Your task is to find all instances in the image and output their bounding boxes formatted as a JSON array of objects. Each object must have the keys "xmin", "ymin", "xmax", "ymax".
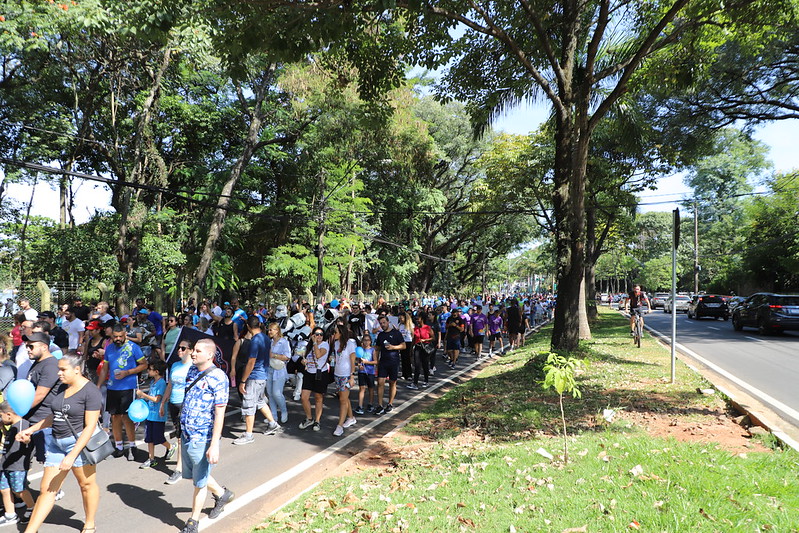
[{"xmin": 179, "ymin": 365, "xmax": 229, "ymax": 442}]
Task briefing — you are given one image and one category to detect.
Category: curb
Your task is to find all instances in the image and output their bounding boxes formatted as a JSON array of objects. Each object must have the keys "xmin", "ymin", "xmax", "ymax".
[{"xmin": 622, "ymin": 310, "xmax": 799, "ymax": 452}]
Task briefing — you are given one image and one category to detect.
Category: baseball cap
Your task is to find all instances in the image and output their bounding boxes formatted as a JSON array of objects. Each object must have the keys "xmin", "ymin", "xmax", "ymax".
[
  {"xmin": 22, "ymin": 332, "xmax": 51, "ymax": 345},
  {"xmin": 86, "ymin": 320, "xmax": 102, "ymax": 331},
  {"xmin": 37, "ymin": 311, "xmax": 56, "ymax": 319},
  {"xmin": 138, "ymin": 309, "xmax": 149, "ymax": 315}
]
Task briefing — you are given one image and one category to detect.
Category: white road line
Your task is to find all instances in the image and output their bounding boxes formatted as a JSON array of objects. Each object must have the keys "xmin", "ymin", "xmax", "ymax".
[
  {"xmin": 708, "ymin": 327, "xmax": 720, "ymax": 331},
  {"xmin": 744, "ymin": 336, "xmax": 764, "ymax": 342},
  {"xmin": 646, "ymin": 323, "xmax": 799, "ymax": 449},
  {"xmin": 198, "ymin": 353, "xmax": 494, "ymax": 530}
]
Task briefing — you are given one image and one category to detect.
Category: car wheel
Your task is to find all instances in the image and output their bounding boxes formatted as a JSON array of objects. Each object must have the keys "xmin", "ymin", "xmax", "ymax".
[
  {"xmin": 757, "ymin": 319, "xmax": 770, "ymax": 336},
  {"xmin": 732, "ymin": 315, "xmax": 743, "ymax": 331}
]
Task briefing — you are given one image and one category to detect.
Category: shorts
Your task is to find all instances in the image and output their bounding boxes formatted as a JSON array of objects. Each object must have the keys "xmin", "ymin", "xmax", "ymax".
[
  {"xmin": 181, "ymin": 436, "xmax": 214, "ymax": 488},
  {"xmin": 106, "ymin": 389, "xmax": 135, "ymax": 415},
  {"xmin": 377, "ymin": 359, "xmax": 399, "ymax": 381},
  {"xmin": 358, "ymin": 373, "xmax": 375, "ymax": 389},
  {"xmin": 241, "ymin": 379, "xmax": 267, "ymax": 416},
  {"xmin": 446, "ymin": 338, "xmax": 461, "ymax": 351},
  {"xmin": 144, "ymin": 420, "xmax": 167, "ymax": 445},
  {"xmin": 301, "ymin": 370, "xmax": 330, "ymax": 395},
  {"xmin": 168, "ymin": 403, "xmax": 183, "ymax": 438},
  {"xmin": 489, "ymin": 333, "xmax": 501, "ymax": 341},
  {"xmin": 0, "ymin": 470, "xmax": 27, "ymax": 493},
  {"xmin": 44, "ymin": 431, "xmax": 89, "ymax": 469},
  {"xmin": 333, "ymin": 375, "xmax": 351, "ymax": 393},
  {"xmin": 631, "ymin": 307, "xmax": 646, "ymax": 317},
  {"xmin": 472, "ymin": 335, "xmax": 484, "ymax": 345}
]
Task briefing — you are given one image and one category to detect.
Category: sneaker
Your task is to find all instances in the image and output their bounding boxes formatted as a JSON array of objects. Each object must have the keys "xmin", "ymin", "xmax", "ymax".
[
  {"xmin": 14, "ymin": 502, "xmax": 25, "ymax": 509},
  {"xmin": 112, "ymin": 448, "xmax": 124, "ymax": 459},
  {"xmin": 208, "ymin": 487, "xmax": 234, "ymax": 519},
  {"xmin": 0, "ymin": 514, "xmax": 18, "ymax": 526},
  {"xmin": 299, "ymin": 419, "xmax": 314, "ymax": 430},
  {"xmin": 374, "ymin": 406, "xmax": 385, "ymax": 416},
  {"xmin": 264, "ymin": 421, "xmax": 281, "ymax": 435},
  {"xmin": 354, "ymin": 406, "xmax": 364, "ymax": 415},
  {"xmin": 366, "ymin": 404, "xmax": 374, "ymax": 413},
  {"xmin": 20, "ymin": 508, "xmax": 31, "ymax": 523},
  {"xmin": 140, "ymin": 458, "xmax": 153, "ymax": 469},
  {"xmin": 181, "ymin": 518, "xmax": 199, "ymax": 533},
  {"xmin": 312, "ymin": 422, "xmax": 320, "ymax": 432},
  {"xmin": 431, "ymin": 366, "xmax": 436, "ymax": 375},
  {"xmin": 165, "ymin": 471, "xmax": 182, "ymax": 485},
  {"xmin": 150, "ymin": 457, "xmax": 160, "ymax": 468},
  {"xmin": 343, "ymin": 417, "xmax": 357, "ymax": 428},
  {"xmin": 55, "ymin": 490, "xmax": 65, "ymax": 501},
  {"xmin": 164, "ymin": 445, "xmax": 177, "ymax": 462},
  {"xmin": 422, "ymin": 381, "xmax": 429, "ymax": 387},
  {"xmin": 407, "ymin": 383, "xmax": 418, "ymax": 390},
  {"xmin": 333, "ymin": 425, "xmax": 344, "ymax": 437},
  {"xmin": 385, "ymin": 404, "xmax": 394, "ymax": 413},
  {"xmin": 232, "ymin": 433, "xmax": 254, "ymax": 445},
  {"xmin": 126, "ymin": 447, "xmax": 135, "ymax": 461}
]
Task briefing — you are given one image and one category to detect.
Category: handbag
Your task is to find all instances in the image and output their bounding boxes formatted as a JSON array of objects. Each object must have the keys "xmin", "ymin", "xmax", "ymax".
[
  {"xmin": 269, "ymin": 357, "xmax": 286, "ymax": 371},
  {"xmin": 60, "ymin": 394, "xmax": 115, "ymax": 465}
]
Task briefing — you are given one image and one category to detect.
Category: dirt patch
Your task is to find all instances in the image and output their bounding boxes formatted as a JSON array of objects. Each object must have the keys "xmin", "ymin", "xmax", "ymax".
[{"xmin": 618, "ymin": 408, "xmax": 769, "ymax": 454}]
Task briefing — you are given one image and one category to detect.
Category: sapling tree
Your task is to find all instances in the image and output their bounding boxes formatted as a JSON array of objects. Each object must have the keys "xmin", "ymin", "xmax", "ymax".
[{"xmin": 540, "ymin": 352, "xmax": 585, "ymax": 463}]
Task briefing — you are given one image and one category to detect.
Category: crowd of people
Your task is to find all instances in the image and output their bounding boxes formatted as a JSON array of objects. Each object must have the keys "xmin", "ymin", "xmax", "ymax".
[{"xmin": 0, "ymin": 292, "xmax": 555, "ymax": 532}]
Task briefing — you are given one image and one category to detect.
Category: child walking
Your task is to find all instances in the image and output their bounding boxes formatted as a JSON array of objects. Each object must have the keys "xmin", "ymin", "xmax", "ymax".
[
  {"xmin": 135, "ymin": 360, "xmax": 175, "ymax": 469},
  {"xmin": 354, "ymin": 335, "xmax": 377, "ymax": 415},
  {"xmin": 0, "ymin": 401, "xmax": 35, "ymax": 526}
]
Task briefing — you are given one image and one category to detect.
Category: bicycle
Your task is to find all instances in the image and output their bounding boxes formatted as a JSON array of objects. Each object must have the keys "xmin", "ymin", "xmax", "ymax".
[{"xmin": 631, "ymin": 308, "xmax": 646, "ymax": 348}]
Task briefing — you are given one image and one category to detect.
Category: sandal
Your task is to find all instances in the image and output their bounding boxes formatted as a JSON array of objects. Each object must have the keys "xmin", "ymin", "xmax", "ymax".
[{"xmin": 81, "ymin": 527, "xmax": 96, "ymax": 533}]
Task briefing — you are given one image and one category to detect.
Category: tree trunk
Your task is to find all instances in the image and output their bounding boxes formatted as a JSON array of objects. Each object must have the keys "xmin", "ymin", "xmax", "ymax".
[
  {"xmin": 19, "ymin": 175, "xmax": 38, "ymax": 284},
  {"xmin": 550, "ymin": 119, "xmax": 589, "ymax": 352},
  {"xmin": 192, "ymin": 72, "xmax": 272, "ymax": 297}
]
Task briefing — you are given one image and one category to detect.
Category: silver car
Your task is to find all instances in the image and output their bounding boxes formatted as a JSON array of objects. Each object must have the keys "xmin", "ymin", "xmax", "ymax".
[{"xmin": 664, "ymin": 295, "xmax": 691, "ymax": 313}]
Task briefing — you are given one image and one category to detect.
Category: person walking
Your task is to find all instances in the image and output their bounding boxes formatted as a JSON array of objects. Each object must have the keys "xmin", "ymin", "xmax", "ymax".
[
  {"xmin": 266, "ymin": 322, "xmax": 291, "ymax": 424},
  {"xmin": 374, "ymin": 316, "xmax": 405, "ymax": 416},
  {"xmin": 179, "ymin": 339, "xmax": 233, "ymax": 533},
  {"xmin": 411, "ymin": 315, "xmax": 433, "ymax": 389},
  {"xmin": 330, "ymin": 325, "xmax": 357, "ymax": 437},
  {"xmin": 17, "ymin": 353, "xmax": 102, "ymax": 533},
  {"xmin": 298, "ymin": 327, "xmax": 330, "ymax": 432}
]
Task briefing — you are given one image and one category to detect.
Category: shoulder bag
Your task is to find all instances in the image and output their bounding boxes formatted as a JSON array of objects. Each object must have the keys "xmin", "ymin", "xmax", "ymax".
[{"xmin": 60, "ymin": 392, "xmax": 115, "ymax": 465}]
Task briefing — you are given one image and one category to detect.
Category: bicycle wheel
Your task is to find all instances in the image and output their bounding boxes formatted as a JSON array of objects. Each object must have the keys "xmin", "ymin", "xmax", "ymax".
[{"xmin": 635, "ymin": 317, "xmax": 642, "ymax": 348}]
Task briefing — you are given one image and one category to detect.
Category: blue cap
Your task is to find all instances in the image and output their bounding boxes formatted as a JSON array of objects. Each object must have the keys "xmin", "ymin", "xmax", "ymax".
[{"xmin": 138, "ymin": 309, "xmax": 149, "ymax": 315}]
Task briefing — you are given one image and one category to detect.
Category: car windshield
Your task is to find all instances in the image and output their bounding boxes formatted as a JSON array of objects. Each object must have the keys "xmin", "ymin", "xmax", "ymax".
[{"xmin": 774, "ymin": 296, "xmax": 799, "ymax": 306}]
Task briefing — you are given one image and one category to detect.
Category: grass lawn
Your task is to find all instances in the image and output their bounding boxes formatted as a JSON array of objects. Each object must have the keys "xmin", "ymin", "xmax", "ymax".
[{"xmin": 254, "ymin": 307, "xmax": 799, "ymax": 532}]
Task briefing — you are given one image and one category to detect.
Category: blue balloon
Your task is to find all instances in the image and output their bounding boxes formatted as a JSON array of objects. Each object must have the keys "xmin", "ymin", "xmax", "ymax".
[
  {"xmin": 330, "ymin": 299, "xmax": 339, "ymax": 308},
  {"xmin": 6, "ymin": 380, "xmax": 35, "ymax": 417},
  {"xmin": 127, "ymin": 399, "xmax": 149, "ymax": 423},
  {"xmin": 355, "ymin": 346, "xmax": 365, "ymax": 358}
]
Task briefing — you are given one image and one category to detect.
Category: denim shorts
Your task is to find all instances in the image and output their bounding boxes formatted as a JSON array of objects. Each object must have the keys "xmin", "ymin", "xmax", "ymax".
[
  {"xmin": 44, "ymin": 431, "xmax": 89, "ymax": 468},
  {"xmin": 0, "ymin": 470, "xmax": 27, "ymax": 493},
  {"xmin": 241, "ymin": 379, "xmax": 267, "ymax": 415},
  {"xmin": 181, "ymin": 436, "xmax": 214, "ymax": 488}
]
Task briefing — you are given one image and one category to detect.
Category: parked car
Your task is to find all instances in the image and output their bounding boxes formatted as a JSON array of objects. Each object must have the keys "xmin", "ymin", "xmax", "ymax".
[
  {"xmin": 687, "ymin": 294, "xmax": 729, "ymax": 320},
  {"xmin": 600, "ymin": 293, "xmax": 610, "ymax": 304},
  {"xmin": 731, "ymin": 293, "xmax": 799, "ymax": 335},
  {"xmin": 651, "ymin": 293, "xmax": 670, "ymax": 309},
  {"xmin": 664, "ymin": 295, "xmax": 691, "ymax": 314}
]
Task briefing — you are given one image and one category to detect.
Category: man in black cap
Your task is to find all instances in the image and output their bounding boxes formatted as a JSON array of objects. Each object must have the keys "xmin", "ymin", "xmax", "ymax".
[
  {"xmin": 22, "ymin": 332, "xmax": 62, "ymax": 462},
  {"xmin": 71, "ymin": 297, "xmax": 91, "ymax": 322}
]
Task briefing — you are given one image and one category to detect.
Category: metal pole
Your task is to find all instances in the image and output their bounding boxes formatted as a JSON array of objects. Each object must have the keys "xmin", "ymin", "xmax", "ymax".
[
  {"xmin": 671, "ymin": 208, "xmax": 680, "ymax": 384},
  {"xmin": 693, "ymin": 201, "xmax": 699, "ymax": 295}
]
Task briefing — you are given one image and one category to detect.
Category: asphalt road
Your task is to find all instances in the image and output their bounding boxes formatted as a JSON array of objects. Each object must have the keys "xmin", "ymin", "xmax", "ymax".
[
  {"xmin": 21, "ymin": 343, "xmax": 503, "ymax": 532},
  {"xmin": 642, "ymin": 308, "xmax": 799, "ymax": 430}
]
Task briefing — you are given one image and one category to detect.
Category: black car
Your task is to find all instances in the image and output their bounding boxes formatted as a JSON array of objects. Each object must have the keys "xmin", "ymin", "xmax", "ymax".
[
  {"xmin": 731, "ymin": 293, "xmax": 799, "ymax": 335},
  {"xmin": 687, "ymin": 294, "xmax": 729, "ymax": 320}
]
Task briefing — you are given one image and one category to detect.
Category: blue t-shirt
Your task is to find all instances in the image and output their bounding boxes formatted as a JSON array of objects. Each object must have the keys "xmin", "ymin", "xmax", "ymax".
[
  {"xmin": 167, "ymin": 360, "xmax": 191, "ymax": 404},
  {"xmin": 104, "ymin": 341, "xmax": 145, "ymax": 391},
  {"xmin": 148, "ymin": 311, "xmax": 164, "ymax": 336},
  {"xmin": 232, "ymin": 308, "xmax": 248, "ymax": 331},
  {"xmin": 180, "ymin": 366, "xmax": 229, "ymax": 441},
  {"xmin": 247, "ymin": 332, "xmax": 270, "ymax": 381},
  {"xmin": 360, "ymin": 347, "xmax": 376, "ymax": 376},
  {"xmin": 438, "ymin": 312, "xmax": 451, "ymax": 331},
  {"xmin": 147, "ymin": 378, "xmax": 167, "ymax": 422}
]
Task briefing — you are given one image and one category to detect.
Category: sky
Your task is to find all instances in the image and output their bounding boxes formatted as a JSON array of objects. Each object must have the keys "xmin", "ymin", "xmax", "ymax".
[{"xmin": 3, "ymin": 101, "xmax": 798, "ymax": 224}]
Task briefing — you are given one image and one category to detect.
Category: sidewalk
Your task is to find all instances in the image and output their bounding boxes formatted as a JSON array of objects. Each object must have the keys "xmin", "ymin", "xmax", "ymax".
[{"xmin": 248, "ymin": 307, "xmax": 799, "ymax": 532}]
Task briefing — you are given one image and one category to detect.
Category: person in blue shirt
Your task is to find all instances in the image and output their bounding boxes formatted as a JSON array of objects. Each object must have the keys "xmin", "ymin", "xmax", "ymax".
[
  {"xmin": 135, "ymin": 359, "xmax": 175, "ymax": 470},
  {"xmin": 97, "ymin": 324, "xmax": 148, "ymax": 460},
  {"xmin": 162, "ymin": 338, "xmax": 193, "ymax": 485},
  {"xmin": 229, "ymin": 298, "xmax": 248, "ymax": 333}
]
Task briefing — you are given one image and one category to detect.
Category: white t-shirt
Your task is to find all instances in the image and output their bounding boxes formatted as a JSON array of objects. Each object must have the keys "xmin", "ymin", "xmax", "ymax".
[
  {"xmin": 364, "ymin": 313, "xmax": 379, "ymax": 335},
  {"xmin": 271, "ymin": 337, "xmax": 291, "ymax": 360},
  {"xmin": 64, "ymin": 317, "xmax": 86, "ymax": 350},
  {"xmin": 306, "ymin": 341, "xmax": 329, "ymax": 373},
  {"xmin": 211, "ymin": 306, "xmax": 223, "ymax": 318},
  {"xmin": 23, "ymin": 308, "xmax": 39, "ymax": 322},
  {"xmin": 333, "ymin": 338, "xmax": 357, "ymax": 377}
]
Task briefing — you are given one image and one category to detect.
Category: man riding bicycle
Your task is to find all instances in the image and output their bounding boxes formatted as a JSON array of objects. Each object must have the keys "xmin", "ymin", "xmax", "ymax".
[{"xmin": 626, "ymin": 285, "xmax": 650, "ymax": 336}]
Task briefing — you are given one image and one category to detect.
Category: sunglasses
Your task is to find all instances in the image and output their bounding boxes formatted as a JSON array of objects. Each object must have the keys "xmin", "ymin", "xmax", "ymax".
[
  {"xmin": 25, "ymin": 344, "xmax": 35, "ymax": 349},
  {"xmin": 313, "ymin": 332, "xmax": 323, "ymax": 336},
  {"xmin": 178, "ymin": 346, "xmax": 190, "ymax": 351}
]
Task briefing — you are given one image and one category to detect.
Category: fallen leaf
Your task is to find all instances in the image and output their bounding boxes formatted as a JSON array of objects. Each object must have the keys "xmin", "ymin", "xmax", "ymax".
[
  {"xmin": 457, "ymin": 516, "xmax": 476, "ymax": 528},
  {"xmin": 562, "ymin": 527, "xmax": 587, "ymax": 533},
  {"xmin": 628, "ymin": 520, "xmax": 640, "ymax": 530},
  {"xmin": 457, "ymin": 502, "xmax": 467, "ymax": 508},
  {"xmin": 629, "ymin": 464, "xmax": 644, "ymax": 477}
]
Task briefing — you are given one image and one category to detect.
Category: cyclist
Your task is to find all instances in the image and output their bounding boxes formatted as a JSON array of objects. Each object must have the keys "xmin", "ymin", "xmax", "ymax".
[{"xmin": 626, "ymin": 285, "xmax": 650, "ymax": 336}]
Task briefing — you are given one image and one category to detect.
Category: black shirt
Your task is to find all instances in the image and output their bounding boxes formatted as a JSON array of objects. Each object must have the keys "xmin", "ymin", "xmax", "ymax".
[
  {"xmin": 51, "ymin": 382, "xmax": 103, "ymax": 439},
  {"xmin": 376, "ymin": 328, "xmax": 404, "ymax": 361},
  {"xmin": 348, "ymin": 313, "xmax": 365, "ymax": 337},
  {"xmin": 26, "ymin": 357, "xmax": 63, "ymax": 424},
  {"xmin": 1, "ymin": 419, "xmax": 33, "ymax": 471}
]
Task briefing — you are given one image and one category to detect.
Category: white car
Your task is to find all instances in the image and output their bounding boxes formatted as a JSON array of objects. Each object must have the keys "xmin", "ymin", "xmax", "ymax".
[{"xmin": 664, "ymin": 295, "xmax": 691, "ymax": 313}]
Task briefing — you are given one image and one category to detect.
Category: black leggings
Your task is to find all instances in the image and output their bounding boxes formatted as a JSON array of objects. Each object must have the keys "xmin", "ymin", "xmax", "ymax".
[{"xmin": 413, "ymin": 344, "xmax": 430, "ymax": 384}]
